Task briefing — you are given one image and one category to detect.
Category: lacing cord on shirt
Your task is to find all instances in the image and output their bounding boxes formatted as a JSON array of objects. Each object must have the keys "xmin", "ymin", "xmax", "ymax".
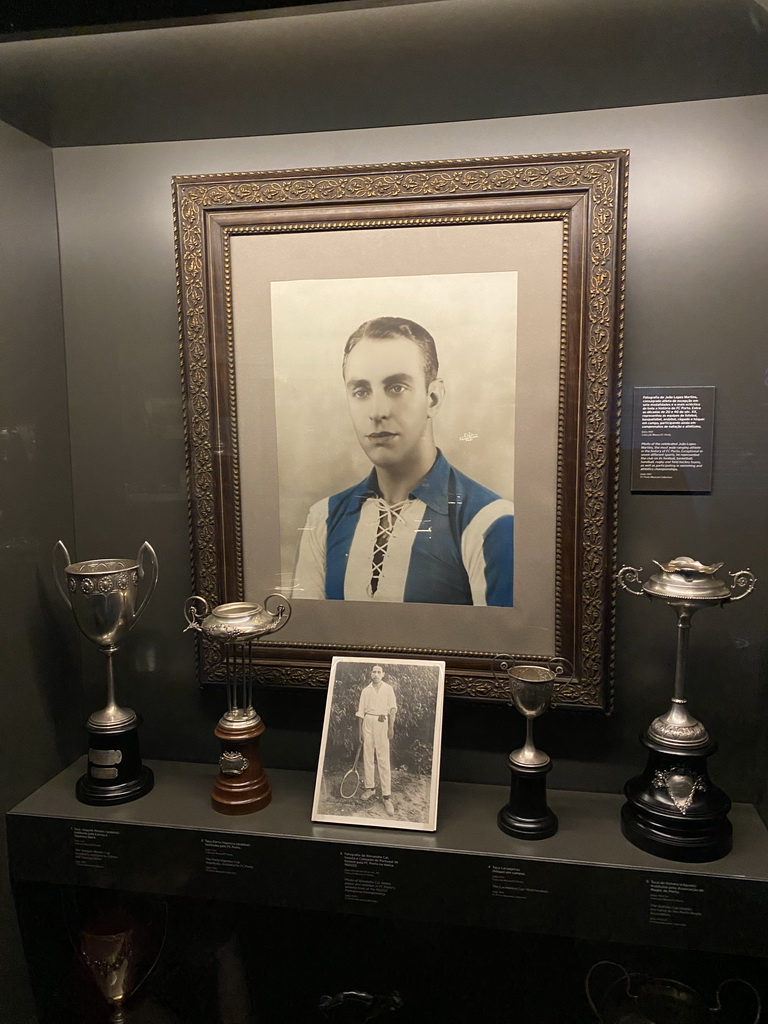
[{"xmin": 369, "ymin": 498, "xmax": 411, "ymax": 596}]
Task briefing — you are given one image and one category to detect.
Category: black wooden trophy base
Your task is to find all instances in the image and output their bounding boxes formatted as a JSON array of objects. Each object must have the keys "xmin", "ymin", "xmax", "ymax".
[
  {"xmin": 76, "ymin": 719, "xmax": 154, "ymax": 806},
  {"xmin": 621, "ymin": 734, "xmax": 732, "ymax": 863},
  {"xmin": 498, "ymin": 758, "xmax": 558, "ymax": 840}
]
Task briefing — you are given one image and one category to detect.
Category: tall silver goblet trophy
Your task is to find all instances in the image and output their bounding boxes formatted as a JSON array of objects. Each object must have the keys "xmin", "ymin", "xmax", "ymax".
[
  {"xmin": 617, "ymin": 556, "xmax": 756, "ymax": 862},
  {"xmin": 54, "ymin": 541, "xmax": 159, "ymax": 805},
  {"xmin": 494, "ymin": 656, "xmax": 572, "ymax": 840}
]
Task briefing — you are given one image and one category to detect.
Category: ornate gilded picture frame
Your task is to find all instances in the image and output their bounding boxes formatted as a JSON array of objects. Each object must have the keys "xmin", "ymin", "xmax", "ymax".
[{"xmin": 173, "ymin": 150, "xmax": 628, "ymax": 709}]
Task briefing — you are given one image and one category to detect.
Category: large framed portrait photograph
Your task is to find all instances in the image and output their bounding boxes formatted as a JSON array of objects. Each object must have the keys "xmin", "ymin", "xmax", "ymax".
[
  {"xmin": 173, "ymin": 150, "xmax": 629, "ymax": 709},
  {"xmin": 270, "ymin": 270, "xmax": 517, "ymax": 602},
  {"xmin": 311, "ymin": 656, "xmax": 446, "ymax": 832}
]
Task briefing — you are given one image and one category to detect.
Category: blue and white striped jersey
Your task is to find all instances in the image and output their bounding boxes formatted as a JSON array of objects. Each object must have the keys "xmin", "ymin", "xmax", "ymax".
[{"xmin": 292, "ymin": 451, "xmax": 514, "ymax": 606}]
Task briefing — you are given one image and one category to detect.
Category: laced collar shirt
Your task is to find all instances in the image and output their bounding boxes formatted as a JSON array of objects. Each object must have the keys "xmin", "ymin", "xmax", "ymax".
[{"xmin": 292, "ymin": 450, "xmax": 514, "ymax": 606}]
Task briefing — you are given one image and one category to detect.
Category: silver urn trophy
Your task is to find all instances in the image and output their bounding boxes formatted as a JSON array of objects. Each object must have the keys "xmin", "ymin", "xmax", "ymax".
[
  {"xmin": 54, "ymin": 541, "xmax": 158, "ymax": 805},
  {"xmin": 493, "ymin": 656, "xmax": 571, "ymax": 840},
  {"xmin": 184, "ymin": 596, "xmax": 291, "ymax": 814},
  {"xmin": 617, "ymin": 556, "xmax": 756, "ymax": 862}
]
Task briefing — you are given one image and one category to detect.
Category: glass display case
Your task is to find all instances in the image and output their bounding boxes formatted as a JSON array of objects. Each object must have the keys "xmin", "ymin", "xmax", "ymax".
[{"xmin": 2, "ymin": 4, "xmax": 768, "ymax": 1024}]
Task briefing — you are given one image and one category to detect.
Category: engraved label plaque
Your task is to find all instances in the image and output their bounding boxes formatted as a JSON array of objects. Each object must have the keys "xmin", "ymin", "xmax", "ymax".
[{"xmin": 88, "ymin": 748, "xmax": 123, "ymax": 766}]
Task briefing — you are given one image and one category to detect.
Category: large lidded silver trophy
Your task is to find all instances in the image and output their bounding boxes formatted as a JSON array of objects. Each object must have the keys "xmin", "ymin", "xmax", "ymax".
[
  {"xmin": 617, "ymin": 555, "xmax": 756, "ymax": 862},
  {"xmin": 184, "ymin": 596, "xmax": 291, "ymax": 815},
  {"xmin": 54, "ymin": 541, "xmax": 158, "ymax": 805}
]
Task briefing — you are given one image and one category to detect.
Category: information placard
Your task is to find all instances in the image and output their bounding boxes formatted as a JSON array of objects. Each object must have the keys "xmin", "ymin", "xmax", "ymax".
[{"xmin": 630, "ymin": 386, "xmax": 715, "ymax": 492}]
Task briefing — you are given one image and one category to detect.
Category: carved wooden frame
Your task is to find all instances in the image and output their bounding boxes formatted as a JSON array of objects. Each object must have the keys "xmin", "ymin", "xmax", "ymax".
[{"xmin": 173, "ymin": 151, "xmax": 628, "ymax": 708}]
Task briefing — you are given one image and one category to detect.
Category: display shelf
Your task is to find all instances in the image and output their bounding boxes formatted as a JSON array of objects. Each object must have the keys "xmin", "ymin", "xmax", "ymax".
[{"xmin": 8, "ymin": 759, "xmax": 768, "ymax": 958}]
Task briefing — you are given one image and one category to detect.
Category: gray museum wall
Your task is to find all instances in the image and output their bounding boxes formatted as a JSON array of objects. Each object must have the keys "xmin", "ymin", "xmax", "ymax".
[
  {"xmin": 48, "ymin": 93, "xmax": 768, "ymax": 807},
  {"xmin": 0, "ymin": 120, "xmax": 80, "ymax": 1023}
]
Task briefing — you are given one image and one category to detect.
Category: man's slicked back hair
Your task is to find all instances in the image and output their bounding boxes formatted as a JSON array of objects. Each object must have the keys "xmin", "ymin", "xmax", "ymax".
[{"xmin": 343, "ymin": 316, "xmax": 439, "ymax": 385}]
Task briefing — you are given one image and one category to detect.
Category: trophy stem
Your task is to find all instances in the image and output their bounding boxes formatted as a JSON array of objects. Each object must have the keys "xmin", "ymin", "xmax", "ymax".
[
  {"xmin": 111, "ymin": 1001, "xmax": 127, "ymax": 1023},
  {"xmin": 88, "ymin": 651, "xmax": 136, "ymax": 731},
  {"xmin": 510, "ymin": 719, "xmax": 551, "ymax": 769},
  {"xmin": 522, "ymin": 720, "xmax": 537, "ymax": 762},
  {"xmin": 105, "ymin": 651, "xmax": 119, "ymax": 715},
  {"xmin": 225, "ymin": 648, "xmax": 236, "ymax": 712},
  {"xmin": 647, "ymin": 604, "xmax": 709, "ymax": 748},
  {"xmin": 246, "ymin": 640, "xmax": 254, "ymax": 710},
  {"xmin": 673, "ymin": 607, "xmax": 692, "ymax": 702}
]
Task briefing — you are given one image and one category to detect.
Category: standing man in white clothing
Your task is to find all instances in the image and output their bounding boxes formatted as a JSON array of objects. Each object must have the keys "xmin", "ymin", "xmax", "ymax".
[{"xmin": 356, "ymin": 663, "xmax": 398, "ymax": 815}]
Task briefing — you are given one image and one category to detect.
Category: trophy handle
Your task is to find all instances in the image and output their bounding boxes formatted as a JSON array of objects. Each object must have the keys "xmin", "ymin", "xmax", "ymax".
[
  {"xmin": 585, "ymin": 960, "xmax": 632, "ymax": 1021},
  {"xmin": 133, "ymin": 542, "xmax": 159, "ymax": 622},
  {"xmin": 547, "ymin": 656, "xmax": 574, "ymax": 686},
  {"xmin": 491, "ymin": 653, "xmax": 513, "ymax": 681},
  {"xmin": 491, "ymin": 654, "xmax": 572, "ymax": 687},
  {"xmin": 183, "ymin": 594, "xmax": 210, "ymax": 631},
  {"xmin": 712, "ymin": 977, "xmax": 761, "ymax": 1024},
  {"xmin": 616, "ymin": 565, "xmax": 645, "ymax": 596},
  {"xmin": 53, "ymin": 540, "xmax": 73, "ymax": 609},
  {"xmin": 728, "ymin": 569, "xmax": 756, "ymax": 602},
  {"xmin": 263, "ymin": 593, "xmax": 292, "ymax": 630}
]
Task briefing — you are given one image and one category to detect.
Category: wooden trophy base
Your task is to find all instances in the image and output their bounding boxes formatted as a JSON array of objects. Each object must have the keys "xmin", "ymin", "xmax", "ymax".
[
  {"xmin": 212, "ymin": 712, "xmax": 272, "ymax": 815},
  {"xmin": 498, "ymin": 758, "xmax": 558, "ymax": 840}
]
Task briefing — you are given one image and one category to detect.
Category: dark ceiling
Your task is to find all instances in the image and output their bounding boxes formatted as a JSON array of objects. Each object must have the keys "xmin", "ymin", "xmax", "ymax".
[
  {"xmin": 0, "ymin": 0, "xmax": 348, "ymax": 35},
  {"xmin": 0, "ymin": 0, "xmax": 766, "ymax": 148}
]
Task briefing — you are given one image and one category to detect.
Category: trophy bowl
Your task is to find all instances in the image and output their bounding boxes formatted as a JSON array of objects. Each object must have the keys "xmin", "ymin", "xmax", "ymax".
[{"xmin": 65, "ymin": 557, "xmax": 147, "ymax": 656}]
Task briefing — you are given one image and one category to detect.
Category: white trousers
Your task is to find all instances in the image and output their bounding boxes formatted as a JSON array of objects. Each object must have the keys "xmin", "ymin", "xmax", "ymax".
[{"xmin": 362, "ymin": 715, "xmax": 391, "ymax": 797}]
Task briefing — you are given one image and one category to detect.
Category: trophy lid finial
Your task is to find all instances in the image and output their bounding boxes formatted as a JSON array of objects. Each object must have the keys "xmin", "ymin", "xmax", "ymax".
[
  {"xmin": 642, "ymin": 557, "xmax": 733, "ymax": 604},
  {"xmin": 653, "ymin": 556, "xmax": 723, "ymax": 576}
]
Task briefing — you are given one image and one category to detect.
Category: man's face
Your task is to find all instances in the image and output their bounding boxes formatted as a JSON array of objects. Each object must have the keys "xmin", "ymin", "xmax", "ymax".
[
  {"xmin": 343, "ymin": 335, "xmax": 439, "ymax": 470},
  {"xmin": 370, "ymin": 665, "xmax": 385, "ymax": 684}
]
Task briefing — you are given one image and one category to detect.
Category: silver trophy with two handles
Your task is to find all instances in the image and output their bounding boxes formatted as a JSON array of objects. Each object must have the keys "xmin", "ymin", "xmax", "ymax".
[{"xmin": 54, "ymin": 540, "xmax": 158, "ymax": 805}]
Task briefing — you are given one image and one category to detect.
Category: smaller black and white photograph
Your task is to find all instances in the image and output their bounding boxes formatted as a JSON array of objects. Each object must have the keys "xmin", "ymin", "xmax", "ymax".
[{"xmin": 311, "ymin": 656, "xmax": 446, "ymax": 832}]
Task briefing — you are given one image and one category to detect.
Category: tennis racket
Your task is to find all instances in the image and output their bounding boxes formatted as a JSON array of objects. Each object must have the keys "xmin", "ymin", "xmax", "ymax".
[{"xmin": 339, "ymin": 742, "xmax": 363, "ymax": 799}]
